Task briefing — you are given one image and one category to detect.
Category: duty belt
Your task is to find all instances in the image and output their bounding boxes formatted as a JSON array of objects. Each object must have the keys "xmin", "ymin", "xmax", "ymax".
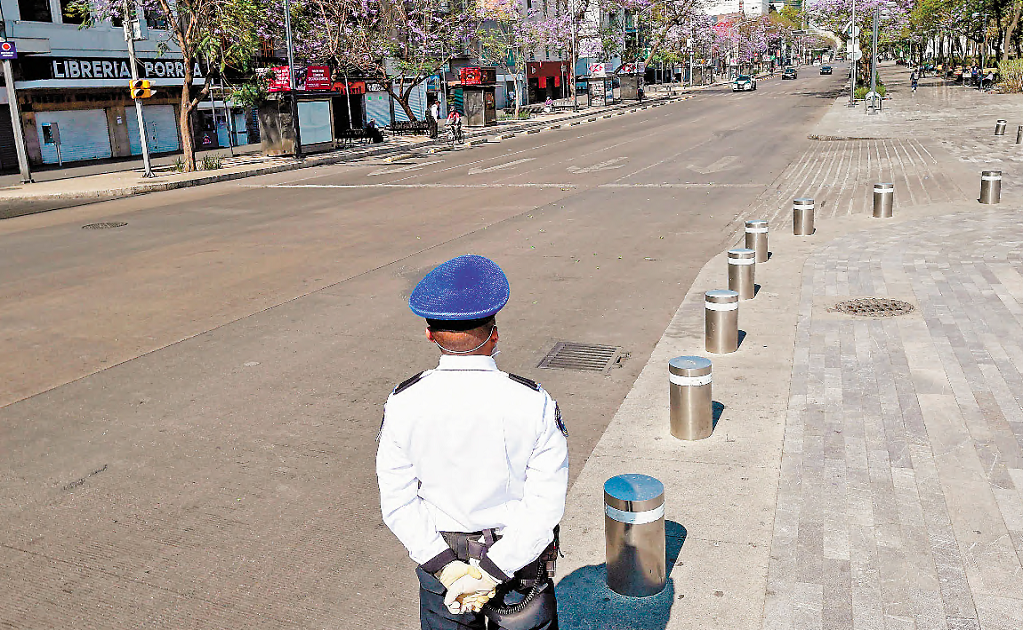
[{"xmin": 439, "ymin": 526, "xmax": 559, "ymax": 589}]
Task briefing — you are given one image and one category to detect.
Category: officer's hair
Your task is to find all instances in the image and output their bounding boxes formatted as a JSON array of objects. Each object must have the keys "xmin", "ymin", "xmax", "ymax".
[{"xmin": 428, "ymin": 317, "xmax": 496, "ymax": 353}]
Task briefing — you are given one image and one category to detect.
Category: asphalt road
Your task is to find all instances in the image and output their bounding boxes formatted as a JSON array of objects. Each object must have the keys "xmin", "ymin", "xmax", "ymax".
[{"xmin": 0, "ymin": 68, "xmax": 846, "ymax": 629}]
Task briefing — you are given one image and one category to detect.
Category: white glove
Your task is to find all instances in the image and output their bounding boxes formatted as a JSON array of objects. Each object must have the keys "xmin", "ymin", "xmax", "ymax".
[
  {"xmin": 436, "ymin": 561, "xmax": 472, "ymax": 589},
  {"xmin": 442, "ymin": 559, "xmax": 500, "ymax": 614}
]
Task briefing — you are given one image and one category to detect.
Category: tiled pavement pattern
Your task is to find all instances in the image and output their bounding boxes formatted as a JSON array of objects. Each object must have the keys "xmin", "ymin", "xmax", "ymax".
[
  {"xmin": 733, "ymin": 137, "xmax": 962, "ymax": 233},
  {"xmin": 762, "ymin": 208, "xmax": 1023, "ymax": 630}
]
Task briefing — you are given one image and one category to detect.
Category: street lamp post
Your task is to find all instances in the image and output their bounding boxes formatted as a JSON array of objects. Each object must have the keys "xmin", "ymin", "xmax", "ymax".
[
  {"xmin": 284, "ymin": 0, "xmax": 302, "ymax": 158},
  {"xmin": 848, "ymin": 0, "xmax": 857, "ymax": 107},
  {"xmin": 0, "ymin": 5, "xmax": 32, "ymax": 183},
  {"xmin": 868, "ymin": 4, "xmax": 879, "ymax": 114}
]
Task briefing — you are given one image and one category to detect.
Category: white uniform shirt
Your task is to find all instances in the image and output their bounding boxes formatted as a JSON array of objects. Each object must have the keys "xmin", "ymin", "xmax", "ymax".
[{"xmin": 377, "ymin": 354, "xmax": 569, "ymax": 578}]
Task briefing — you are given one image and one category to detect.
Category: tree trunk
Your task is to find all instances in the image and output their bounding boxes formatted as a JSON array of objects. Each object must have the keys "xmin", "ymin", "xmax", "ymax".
[
  {"xmin": 179, "ymin": 58, "xmax": 197, "ymax": 172},
  {"xmin": 1004, "ymin": 0, "xmax": 1021, "ymax": 60},
  {"xmin": 388, "ymin": 85, "xmax": 418, "ymax": 121}
]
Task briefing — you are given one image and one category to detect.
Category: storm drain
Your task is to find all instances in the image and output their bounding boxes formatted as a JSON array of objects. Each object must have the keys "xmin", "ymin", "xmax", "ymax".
[
  {"xmin": 538, "ymin": 342, "xmax": 628, "ymax": 374},
  {"xmin": 82, "ymin": 222, "xmax": 127, "ymax": 230},
  {"xmin": 830, "ymin": 298, "xmax": 915, "ymax": 317}
]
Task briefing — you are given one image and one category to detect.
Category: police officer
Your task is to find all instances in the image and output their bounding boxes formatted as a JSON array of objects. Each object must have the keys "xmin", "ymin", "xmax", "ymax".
[{"xmin": 377, "ymin": 254, "xmax": 569, "ymax": 630}]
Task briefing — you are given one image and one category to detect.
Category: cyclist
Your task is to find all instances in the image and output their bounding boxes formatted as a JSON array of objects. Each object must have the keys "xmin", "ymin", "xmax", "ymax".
[{"xmin": 446, "ymin": 109, "xmax": 463, "ymax": 144}]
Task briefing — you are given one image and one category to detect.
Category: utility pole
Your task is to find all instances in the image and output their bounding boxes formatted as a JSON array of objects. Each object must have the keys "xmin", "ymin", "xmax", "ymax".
[
  {"xmin": 284, "ymin": 0, "xmax": 302, "ymax": 158},
  {"xmin": 979, "ymin": 11, "xmax": 987, "ymax": 91},
  {"xmin": 123, "ymin": 6, "xmax": 154, "ymax": 177},
  {"xmin": 0, "ymin": 6, "xmax": 32, "ymax": 182},
  {"xmin": 848, "ymin": 0, "xmax": 857, "ymax": 107},
  {"xmin": 868, "ymin": 4, "xmax": 879, "ymax": 114},
  {"xmin": 571, "ymin": 0, "xmax": 578, "ymax": 110}
]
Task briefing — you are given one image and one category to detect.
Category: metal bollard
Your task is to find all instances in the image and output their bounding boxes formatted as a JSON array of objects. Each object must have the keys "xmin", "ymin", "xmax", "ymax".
[
  {"xmin": 995, "ymin": 119, "xmax": 1007, "ymax": 136},
  {"xmin": 980, "ymin": 170, "xmax": 1002, "ymax": 204},
  {"xmin": 1016, "ymin": 125, "xmax": 1022, "ymax": 144},
  {"xmin": 705, "ymin": 290, "xmax": 739, "ymax": 354},
  {"xmin": 744, "ymin": 219, "xmax": 769, "ymax": 263},
  {"xmin": 668, "ymin": 355, "xmax": 713, "ymax": 440},
  {"xmin": 872, "ymin": 182, "xmax": 894, "ymax": 218},
  {"xmin": 792, "ymin": 198, "xmax": 815, "ymax": 235},
  {"xmin": 604, "ymin": 474, "xmax": 666, "ymax": 597},
  {"xmin": 728, "ymin": 248, "xmax": 756, "ymax": 300}
]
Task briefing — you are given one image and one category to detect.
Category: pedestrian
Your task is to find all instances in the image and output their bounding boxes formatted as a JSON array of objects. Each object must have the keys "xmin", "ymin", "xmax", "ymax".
[
  {"xmin": 429, "ymin": 100, "xmax": 441, "ymax": 139},
  {"xmin": 910, "ymin": 69, "xmax": 919, "ymax": 93},
  {"xmin": 366, "ymin": 118, "xmax": 384, "ymax": 143},
  {"xmin": 377, "ymin": 254, "xmax": 569, "ymax": 630}
]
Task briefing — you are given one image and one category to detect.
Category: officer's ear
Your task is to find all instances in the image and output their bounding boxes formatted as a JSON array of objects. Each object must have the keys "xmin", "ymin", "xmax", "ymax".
[{"xmin": 425, "ymin": 327, "xmax": 436, "ymax": 343}]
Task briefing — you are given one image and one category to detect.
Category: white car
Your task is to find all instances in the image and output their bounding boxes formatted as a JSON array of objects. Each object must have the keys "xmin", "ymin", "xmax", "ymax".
[{"xmin": 732, "ymin": 75, "xmax": 757, "ymax": 91}]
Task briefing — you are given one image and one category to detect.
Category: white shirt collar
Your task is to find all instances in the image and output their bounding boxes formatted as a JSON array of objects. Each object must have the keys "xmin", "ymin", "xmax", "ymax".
[{"xmin": 436, "ymin": 355, "xmax": 499, "ymax": 371}]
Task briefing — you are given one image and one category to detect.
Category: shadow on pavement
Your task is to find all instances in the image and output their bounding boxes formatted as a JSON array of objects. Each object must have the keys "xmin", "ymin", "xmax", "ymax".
[{"xmin": 556, "ymin": 521, "xmax": 687, "ymax": 629}]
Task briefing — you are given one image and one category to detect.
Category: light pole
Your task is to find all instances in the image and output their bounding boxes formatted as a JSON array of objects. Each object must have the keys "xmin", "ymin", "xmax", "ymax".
[
  {"xmin": 572, "ymin": 0, "xmax": 578, "ymax": 110},
  {"xmin": 848, "ymin": 0, "xmax": 857, "ymax": 107},
  {"xmin": 0, "ymin": 5, "xmax": 32, "ymax": 182},
  {"xmin": 973, "ymin": 11, "xmax": 988, "ymax": 90},
  {"xmin": 284, "ymin": 0, "xmax": 302, "ymax": 158},
  {"xmin": 868, "ymin": 4, "xmax": 879, "ymax": 114}
]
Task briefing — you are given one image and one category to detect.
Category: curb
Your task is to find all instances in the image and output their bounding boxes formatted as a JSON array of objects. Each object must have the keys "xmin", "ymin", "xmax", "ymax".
[{"xmin": 1, "ymin": 94, "xmax": 686, "ymax": 218}]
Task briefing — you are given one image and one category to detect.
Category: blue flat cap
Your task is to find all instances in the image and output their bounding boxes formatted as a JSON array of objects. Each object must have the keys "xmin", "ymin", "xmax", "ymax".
[{"xmin": 409, "ymin": 255, "xmax": 510, "ymax": 321}]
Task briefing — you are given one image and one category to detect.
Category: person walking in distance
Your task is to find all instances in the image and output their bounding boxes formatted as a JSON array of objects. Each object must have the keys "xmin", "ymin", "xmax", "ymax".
[
  {"xmin": 429, "ymin": 100, "xmax": 441, "ymax": 139},
  {"xmin": 911, "ymin": 68, "xmax": 919, "ymax": 93},
  {"xmin": 377, "ymin": 254, "xmax": 569, "ymax": 630}
]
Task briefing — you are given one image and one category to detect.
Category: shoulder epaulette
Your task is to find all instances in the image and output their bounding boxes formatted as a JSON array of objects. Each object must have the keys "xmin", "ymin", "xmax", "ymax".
[
  {"xmin": 508, "ymin": 373, "xmax": 541, "ymax": 391},
  {"xmin": 392, "ymin": 372, "xmax": 425, "ymax": 395}
]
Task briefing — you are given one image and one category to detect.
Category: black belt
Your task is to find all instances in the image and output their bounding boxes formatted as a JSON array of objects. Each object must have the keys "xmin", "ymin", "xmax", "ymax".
[{"xmin": 440, "ymin": 529, "xmax": 501, "ymax": 564}]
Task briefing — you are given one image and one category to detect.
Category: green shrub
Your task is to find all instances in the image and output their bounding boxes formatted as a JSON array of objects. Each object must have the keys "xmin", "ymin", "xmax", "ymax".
[
  {"xmin": 854, "ymin": 84, "xmax": 886, "ymax": 99},
  {"xmin": 998, "ymin": 59, "xmax": 1023, "ymax": 93},
  {"xmin": 199, "ymin": 154, "xmax": 223, "ymax": 170}
]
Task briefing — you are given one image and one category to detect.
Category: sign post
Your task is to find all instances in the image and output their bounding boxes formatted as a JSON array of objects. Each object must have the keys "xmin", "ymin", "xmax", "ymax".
[
  {"xmin": 0, "ymin": 40, "xmax": 32, "ymax": 182},
  {"xmin": 123, "ymin": 4, "xmax": 154, "ymax": 178}
]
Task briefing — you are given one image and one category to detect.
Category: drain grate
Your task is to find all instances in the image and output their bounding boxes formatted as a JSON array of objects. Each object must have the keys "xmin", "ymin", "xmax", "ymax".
[
  {"xmin": 538, "ymin": 342, "xmax": 628, "ymax": 374},
  {"xmin": 830, "ymin": 298, "xmax": 915, "ymax": 318},
  {"xmin": 82, "ymin": 222, "xmax": 127, "ymax": 230}
]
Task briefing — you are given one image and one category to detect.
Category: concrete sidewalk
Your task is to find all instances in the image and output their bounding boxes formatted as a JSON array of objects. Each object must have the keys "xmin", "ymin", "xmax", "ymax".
[
  {"xmin": 0, "ymin": 92, "xmax": 688, "ymax": 220},
  {"xmin": 554, "ymin": 63, "xmax": 1023, "ymax": 630}
]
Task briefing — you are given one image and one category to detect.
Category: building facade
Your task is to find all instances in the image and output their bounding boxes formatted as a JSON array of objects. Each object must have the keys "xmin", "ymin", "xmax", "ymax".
[{"xmin": 1, "ymin": 0, "xmax": 204, "ymax": 167}]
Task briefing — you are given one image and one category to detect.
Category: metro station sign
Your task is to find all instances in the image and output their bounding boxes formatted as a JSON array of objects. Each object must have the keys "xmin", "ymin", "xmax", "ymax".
[{"xmin": 0, "ymin": 41, "xmax": 17, "ymax": 60}]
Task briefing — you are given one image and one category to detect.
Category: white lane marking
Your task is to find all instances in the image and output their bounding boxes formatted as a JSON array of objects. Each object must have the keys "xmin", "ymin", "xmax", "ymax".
[
  {"xmin": 567, "ymin": 156, "xmax": 628, "ymax": 174},
  {"xmin": 688, "ymin": 155, "xmax": 739, "ymax": 174},
  {"xmin": 467, "ymin": 158, "xmax": 535, "ymax": 175},
  {"xmin": 367, "ymin": 160, "xmax": 442, "ymax": 176},
  {"xmin": 600, "ymin": 182, "xmax": 763, "ymax": 188},
  {"xmin": 249, "ymin": 183, "xmax": 577, "ymax": 189}
]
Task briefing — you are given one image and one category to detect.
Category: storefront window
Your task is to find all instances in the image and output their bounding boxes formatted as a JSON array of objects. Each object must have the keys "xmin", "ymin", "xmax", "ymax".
[
  {"xmin": 17, "ymin": 0, "xmax": 52, "ymax": 22},
  {"xmin": 145, "ymin": 9, "xmax": 168, "ymax": 29}
]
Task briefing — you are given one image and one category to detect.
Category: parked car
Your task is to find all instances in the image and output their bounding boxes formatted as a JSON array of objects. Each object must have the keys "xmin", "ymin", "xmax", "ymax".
[
  {"xmin": 732, "ymin": 75, "xmax": 757, "ymax": 91},
  {"xmin": 820, "ymin": 65, "xmax": 833, "ymax": 75},
  {"xmin": 782, "ymin": 67, "xmax": 798, "ymax": 80}
]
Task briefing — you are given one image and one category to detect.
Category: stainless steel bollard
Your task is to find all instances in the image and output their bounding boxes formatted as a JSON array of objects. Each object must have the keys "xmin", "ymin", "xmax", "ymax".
[
  {"xmin": 605, "ymin": 474, "xmax": 666, "ymax": 597},
  {"xmin": 995, "ymin": 119, "xmax": 1007, "ymax": 135},
  {"xmin": 1016, "ymin": 125, "xmax": 1022, "ymax": 144},
  {"xmin": 668, "ymin": 355, "xmax": 713, "ymax": 440},
  {"xmin": 980, "ymin": 170, "xmax": 1002, "ymax": 204},
  {"xmin": 705, "ymin": 290, "xmax": 739, "ymax": 354},
  {"xmin": 872, "ymin": 182, "xmax": 894, "ymax": 218},
  {"xmin": 728, "ymin": 248, "xmax": 756, "ymax": 300},
  {"xmin": 744, "ymin": 219, "xmax": 769, "ymax": 263},
  {"xmin": 792, "ymin": 198, "xmax": 815, "ymax": 235}
]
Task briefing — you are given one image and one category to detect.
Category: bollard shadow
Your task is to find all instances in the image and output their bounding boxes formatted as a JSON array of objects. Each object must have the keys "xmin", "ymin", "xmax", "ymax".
[
  {"xmin": 753, "ymin": 284, "xmax": 762, "ymax": 297},
  {"xmin": 712, "ymin": 401, "xmax": 725, "ymax": 429},
  {"xmin": 736, "ymin": 330, "xmax": 747, "ymax": 349},
  {"xmin": 556, "ymin": 521, "xmax": 687, "ymax": 630},
  {"xmin": 767, "ymin": 251, "xmax": 774, "ymax": 261}
]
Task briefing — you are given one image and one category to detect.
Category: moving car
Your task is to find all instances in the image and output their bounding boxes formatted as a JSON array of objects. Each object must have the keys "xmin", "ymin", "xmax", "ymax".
[
  {"xmin": 782, "ymin": 67, "xmax": 798, "ymax": 80},
  {"xmin": 820, "ymin": 65, "xmax": 833, "ymax": 75},
  {"xmin": 732, "ymin": 75, "xmax": 757, "ymax": 91}
]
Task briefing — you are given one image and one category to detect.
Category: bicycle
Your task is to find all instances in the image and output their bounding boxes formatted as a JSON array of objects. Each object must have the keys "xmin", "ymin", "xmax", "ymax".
[{"xmin": 447, "ymin": 120, "xmax": 464, "ymax": 148}]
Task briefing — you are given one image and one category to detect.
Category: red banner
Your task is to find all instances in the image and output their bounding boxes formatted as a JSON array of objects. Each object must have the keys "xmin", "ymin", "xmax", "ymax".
[
  {"xmin": 332, "ymin": 80, "xmax": 366, "ymax": 95},
  {"xmin": 268, "ymin": 66, "xmax": 291, "ymax": 92},
  {"xmin": 304, "ymin": 65, "xmax": 332, "ymax": 91}
]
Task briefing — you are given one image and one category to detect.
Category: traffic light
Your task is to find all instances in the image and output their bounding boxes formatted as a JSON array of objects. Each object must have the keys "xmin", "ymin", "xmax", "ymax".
[{"xmin": 129, "ymin": 79, "xmax": 152, "ymax": 99}]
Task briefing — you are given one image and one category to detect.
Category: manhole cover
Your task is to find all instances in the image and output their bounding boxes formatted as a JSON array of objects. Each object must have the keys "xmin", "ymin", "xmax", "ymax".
[
  {"xmin": 538, "ymin": 342, "xmax": 628, "ymax": 374},
  {"xmin": 830, "ymin": 298, "xmax": 915, "ymax": 317},
  {"xmin": 82, "ymin": 222, "xmax": 127, "ymax": 230}
]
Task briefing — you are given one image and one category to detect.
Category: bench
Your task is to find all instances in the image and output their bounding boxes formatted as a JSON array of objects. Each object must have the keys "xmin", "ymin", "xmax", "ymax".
[
  {"xmin": 337, "ymin": 128, "xmax": 371, "ymax": 148},
  {"xmin": 389, "ymin": 120, "xmax": 432, "ymax": 136}
]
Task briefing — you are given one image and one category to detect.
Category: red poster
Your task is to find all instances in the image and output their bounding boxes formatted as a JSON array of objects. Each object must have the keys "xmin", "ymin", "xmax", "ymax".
[
  {"xmin": 268, "ymin": 66, "xmax": 291, "ymax": 92},
  {"xmin": 332, "ymin": 81, "xmax": 366, "ymax": 95},
  {"xmin": 305, "ymin": 65, "xmax": 332, "ymax": 91}
]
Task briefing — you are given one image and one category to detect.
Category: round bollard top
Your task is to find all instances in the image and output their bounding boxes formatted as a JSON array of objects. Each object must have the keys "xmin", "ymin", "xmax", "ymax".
[
  {"xmin": 668, "ymin": 355, "xmax": 712, "ymax": 377},
  {"xmin": 745, "ymin": 219, "xmax": 768, "ymax": 232},
  {"xmin": 705, "ymin": 289, "xmax": 739, "ymax": 304},
  {"xmin": 982, "ymin": 170, "xmax": 1003, "ymax": 178},
  {"xmin": 728, "ymin": 248, "xmax": 756, "ymax": 262},
  {"xmin": 997, "ymin": 119, "xmax": 1007, "ymax": 123},
  {"xmin": 874, "ymin": 182, "xmax": 894, "ymax": 191},
  {"xmin": 793, "ymin": 198, "xmax": 815, "ymax": 208},
  {"xmin": 604, "ymin": 474, "xmax": 664, "ymax": 513}
]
